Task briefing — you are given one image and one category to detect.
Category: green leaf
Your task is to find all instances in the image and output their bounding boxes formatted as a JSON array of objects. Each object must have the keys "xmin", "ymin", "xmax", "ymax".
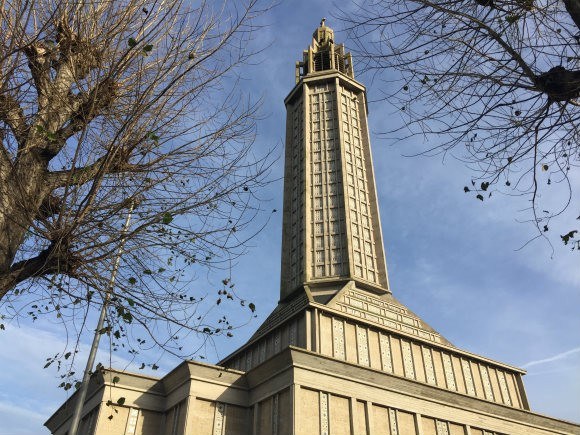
[
  {"xmin": 128, "ymin": 38, "xmax": 137, "ymax": 48},
  {"xmin": 561, "ymin": 230, "xmax": 578, "ymax": 245},
  {"xmin": 506, "ymin": 14, "xmax": 520, "ymax": 24},
  {"xmin": 128, "ymin": 277, "xmax": 137, "ymax": 285},
  {"xmin": 249, "ymin": 302, "xmax": 256, "ymax": 313},
  {"xmin": 143, "ymin": 269, "xmax": 152, "ymax": 275},
  {"xmin": 147, "ymin": 132, "xmax": 160, "ymax": 142},
  {"xmin": 143, "ymin": 44, "xmax": 153, "ymax": 53},
  {"xmin": 476, "ymin": 194, "xmax": 484, "ymax": 201},
  {"xmin": 117, "ymin": 397, "xmax": 126, "ymax": 405},
  {"xmin": 152, "ymin": 364, "xmax": 159, "ymax": 370},
  {"xmin": 127, "ymin": 298, "xmax": 135, "ymax": 307},
  {"xmin": 64, "ymin": 352, "xmax": 72, "ymax": 360},
  {"xmin": 162, "ymin": 212, "xmax": 173, "ymax": 225}
]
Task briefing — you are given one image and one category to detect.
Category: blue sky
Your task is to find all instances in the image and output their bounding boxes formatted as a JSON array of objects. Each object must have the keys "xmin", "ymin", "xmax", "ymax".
[{"xmin": 1, "ymin": 1, "xmax": 579, "ymax": 433}]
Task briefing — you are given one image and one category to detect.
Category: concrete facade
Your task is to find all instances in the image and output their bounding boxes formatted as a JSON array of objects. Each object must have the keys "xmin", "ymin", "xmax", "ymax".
[{"xmin": 46, "ymin": 22, "xmax": 580, "ymax": 435}]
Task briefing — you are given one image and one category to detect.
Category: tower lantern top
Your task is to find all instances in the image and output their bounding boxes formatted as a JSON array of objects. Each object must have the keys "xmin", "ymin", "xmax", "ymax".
[
  {"xmin": 313, "ymin": 18, "xmax": 334, "ymax": 46},
  {"xmin": 295, "ymin": 20, "xmax": 354, "ymax": 83}
]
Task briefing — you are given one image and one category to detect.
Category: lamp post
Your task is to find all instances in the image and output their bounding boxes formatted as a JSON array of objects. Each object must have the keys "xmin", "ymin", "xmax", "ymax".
[{"xmin": 68, "ymin": 201, "xmax": 135, "ymax": 435}]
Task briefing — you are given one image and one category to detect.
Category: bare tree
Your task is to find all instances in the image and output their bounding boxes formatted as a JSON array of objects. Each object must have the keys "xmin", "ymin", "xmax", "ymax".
[
  {"xmin": 0, "ymin": 0, "xmax": 273, "ymax": 376},
  {"xmin": 339, "ymin": 0, "xmax": 580, "ymax": 250}
]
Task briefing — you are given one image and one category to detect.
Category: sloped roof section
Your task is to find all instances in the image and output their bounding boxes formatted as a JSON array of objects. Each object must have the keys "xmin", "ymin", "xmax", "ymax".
[{"xmin": 326, "ymin": 282, "xmax": 453, "ymax": 347}]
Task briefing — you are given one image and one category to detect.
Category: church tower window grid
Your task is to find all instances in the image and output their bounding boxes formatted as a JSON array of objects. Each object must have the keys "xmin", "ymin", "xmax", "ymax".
[
  {"xmin": 339, "ymin": 87, "xmax": 378, "ymax": 284},
  {"xmin": 287, "ymin": 100, "xmax": 305, "ymax": 290},
  {"xmin": 308, "ymin": 85, "xmax": 348, "ymax": 279}
]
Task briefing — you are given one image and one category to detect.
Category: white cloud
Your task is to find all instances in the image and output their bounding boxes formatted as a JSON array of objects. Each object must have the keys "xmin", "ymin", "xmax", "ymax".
[{"xmin": 523, "ymin": 347, "xmax": 580, "ymax": 369}]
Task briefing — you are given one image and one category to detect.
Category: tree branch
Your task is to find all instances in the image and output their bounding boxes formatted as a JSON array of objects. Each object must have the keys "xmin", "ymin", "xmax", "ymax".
[
  {"xmin": 0, "ymin": 92, "xmax": 29, "ymax": 149},
  {"xmin": 0, "ymin": 240, "xmax": 80, "ymax": 299}
]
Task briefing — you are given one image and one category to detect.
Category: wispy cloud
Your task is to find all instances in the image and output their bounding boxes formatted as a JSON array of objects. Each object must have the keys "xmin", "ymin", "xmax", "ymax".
[{"xmin": 522, "ymin": 347, "xmax": 580, "ymax": 368}]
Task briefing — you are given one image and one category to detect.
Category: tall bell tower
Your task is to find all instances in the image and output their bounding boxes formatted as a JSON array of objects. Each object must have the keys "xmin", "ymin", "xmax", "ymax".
[{"xmin": 280, "ymin": 19, "xmax": 389, "ymax": 301}]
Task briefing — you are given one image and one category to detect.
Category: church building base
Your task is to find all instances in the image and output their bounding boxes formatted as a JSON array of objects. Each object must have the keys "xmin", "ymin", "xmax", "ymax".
[{"xmin": 46, "ymin": 347, "xmax": 580, "ymax": 435}]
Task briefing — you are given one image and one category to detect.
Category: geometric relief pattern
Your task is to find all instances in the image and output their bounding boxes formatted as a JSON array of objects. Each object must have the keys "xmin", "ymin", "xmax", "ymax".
[
  {"xmin": 423, "ymin": 347, "xmax": 437, "ymax": 385},
  {"xmin": 480, "ymin": 365, "xmax": 495, "ymax": 401},
  {"xmin": 340, "ymin": 86, "xmax": 379, "ymax": 284},
  {"xmin": 436, "ymin": 420, "xmax": 450, "ymax": 435},
  {"xmin": 336, "ymin": 290, "xmax": 443, "ymax": 344},
  {"xmin": 379, "ymin": 333, "xmax": 393, "ymax": 373},
  {"xmin": 309, "ymin": 85, "xmax": 348, "ymax": 279},
  {"xmin": 285, "ymin": 100, "xmax": 305, "ymax": 290},
  {"xmin": 126, "ymin": 408, "xmax": 139, "ymax": 435},
  {"xmin": 289, "ymin": 320, "xmax": 297, "ymax": 346},
  {"xmin": 442, "ymin": 353, "xmax": 456, "ymax": 390},
  {"xmin": 320, "ymin": 392, "xmax": 329, "ymax": 435},
  {"xmin": 357, "ymin": 326, "xmax": 370, "ymax": 366},
  {"xmin": 332, "ymin": 318, "xmax": 346, "ymax": 360},
  {"xmin": 401, "ymin": 340, "xmax": 415, "ymax": 379},
  {"xmin": 389, "ymin": 408, "xmax": 399, "ymax": 435},
  {"xmin": 213, "ymin": 402, "xmax": 225, "ymax": 435},
  {"xmin": 497, "ymin": 371, "xmax": 512, "ymax": 406},
  {"xmin": 462, "ymin": 359, "xmax": 476, "ymax": 396}
]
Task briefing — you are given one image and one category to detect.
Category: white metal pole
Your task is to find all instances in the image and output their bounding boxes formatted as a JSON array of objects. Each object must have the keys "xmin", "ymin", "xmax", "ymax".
[{"xmin": 68, "ymin": 201, "xmax": 134, "ymax": 435}]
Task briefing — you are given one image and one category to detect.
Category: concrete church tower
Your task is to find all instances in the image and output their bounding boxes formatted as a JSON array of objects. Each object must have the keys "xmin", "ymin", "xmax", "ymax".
[
  {"xmin": 279, "ymin": 19, "xmax": 389, "ymax": 299},
  {"xmin": 46, "ymin": 22, "xmax": 580, "ymax": 435}
]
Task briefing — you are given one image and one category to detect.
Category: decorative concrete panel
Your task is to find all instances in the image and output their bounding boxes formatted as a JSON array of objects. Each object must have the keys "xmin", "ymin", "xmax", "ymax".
[
  {"xmin": 213, "ymin": 402, "xmax": 225, "ymax": 435},
  {"xmin": 401, "ymin": 340, "xmax": 416, "ymax": 379},
  {"xmin": 480, "ymin": 365, "xmax": 495, "ymax": 401},
  {"xmin": 289, "ymin": 320, "xmax": 297, "ymax": 346},
  {"xmin": 389, "ymin": 408, "xmax": 399, "ymax": 435},
  {"xmin": 423, "ymin": 347, "xmax": 437, "ymax": 385},
  {"xmin": 125, "ymin": 408, "xmax": 138, "ymax": 435},
  {"xmin": 379, "ymin": 333, "xmax": 393, "ymax": 373},
  {"xmin": 442, "ymin": 353, "xmax": 456, "ymax": 390},
  {"xmin": 462, "ymin": 359, "xmax": 476, "ymax": 396},
  {"xmin": 320, "ymin": 392, "xmax": 329, "ymax": 435},
  {"xmin": 335, "ymin": 289, "xmax": 444, "ymax": 344},
  {"xmin": 357, "ymin": 325, "xmax": 370, "ymax": 366},
  {"xmin": 497, "ymin": 370, "xmax": 512, "ymax": 406},
  {"xmin": 333, "ymin": 318, "xmax": 346, "ymax": 360},
  {"xmin": 436, "ymin": 420, "xmax": 450, "ymax": 435}
]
